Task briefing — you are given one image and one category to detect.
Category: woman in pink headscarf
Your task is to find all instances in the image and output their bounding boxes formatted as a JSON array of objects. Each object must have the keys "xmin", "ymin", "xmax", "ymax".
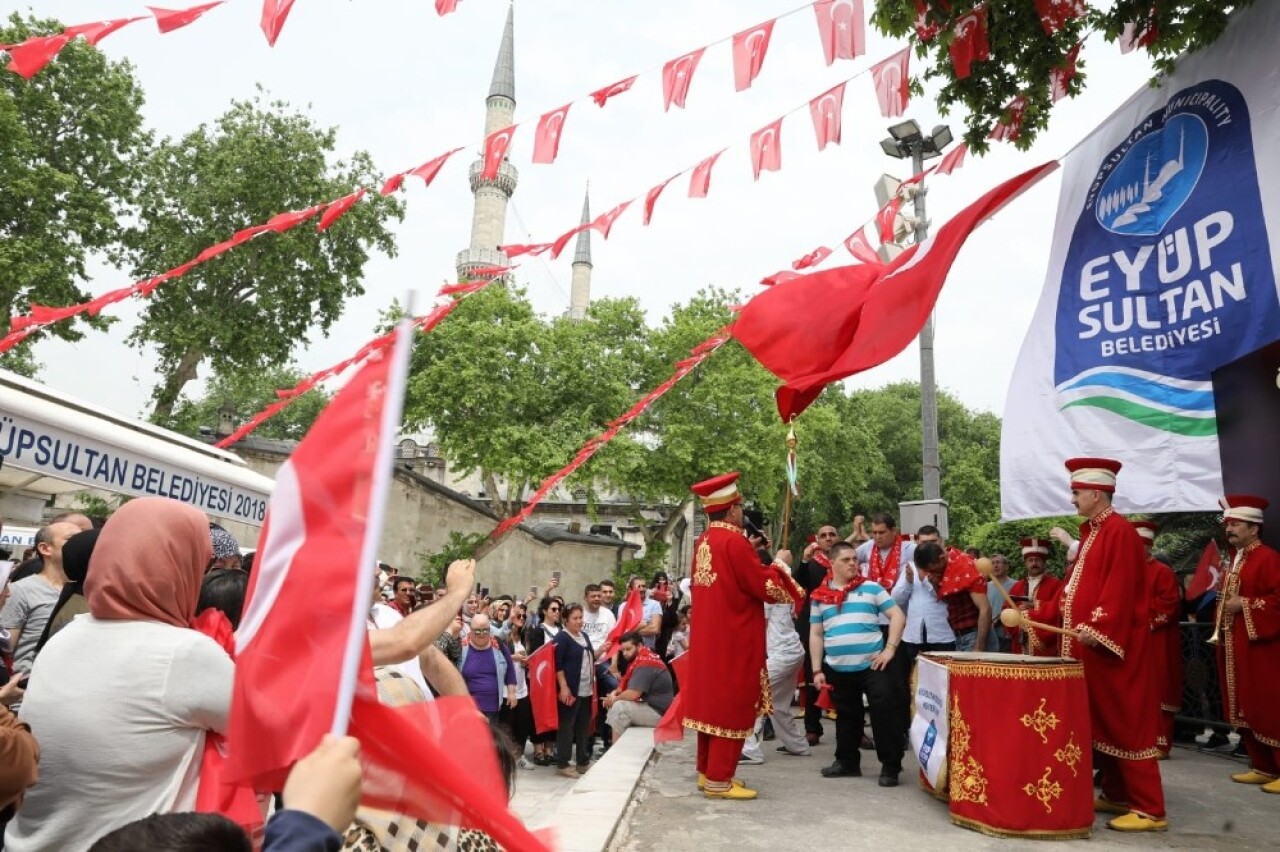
[{"xmin": 8, "ymin": 497, "xmax": 235, "ymax": 852}]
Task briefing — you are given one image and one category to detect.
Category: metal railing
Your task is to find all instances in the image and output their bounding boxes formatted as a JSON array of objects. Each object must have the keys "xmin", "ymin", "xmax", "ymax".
[{"xmin": 1175, "ymin": 621, "xmax": 1230, "ymax": 733}]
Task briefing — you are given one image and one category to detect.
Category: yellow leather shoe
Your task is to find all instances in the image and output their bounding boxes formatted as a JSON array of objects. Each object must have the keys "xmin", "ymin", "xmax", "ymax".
[
  {"xmin": 1094, "ymin": 796, "xmax": 1129, "ymax": 815},
  {"xmin": 1231, "ymin": 770, "xmax": 1278, "ymax": 785},
  {"xmin": 696, "ymin": 773, "xmax": 746, "ymax": 791},
  {"xmin": 703, "ymin": 783, "xmax": 759, "ymax": 800},
  {"xmin": 1107, "ymin": 813, "xmax": 1168, "ymax": 832},
  {"xmin": 1262, "ymin": 777, "xmax": 1280, "ymax": 794}
]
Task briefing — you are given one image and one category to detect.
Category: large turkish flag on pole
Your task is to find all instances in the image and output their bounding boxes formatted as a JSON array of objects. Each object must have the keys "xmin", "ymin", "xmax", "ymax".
[{"xmin": 734, "ymin": 163, "xmax": 1057, "ymax": 416}]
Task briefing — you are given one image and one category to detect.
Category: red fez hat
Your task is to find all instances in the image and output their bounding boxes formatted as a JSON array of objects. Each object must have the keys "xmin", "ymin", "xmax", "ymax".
[
  {"xmin": 691, "ymin": 472, "xmax": 741, "ymax": 512},
  {"xmin": 1219, "ymin": 494, "xmax": 1268, "ymax": 525},
  {"xmin": 1020, "ymin": 537, "xmax": 1050, "ymax": 558},
  {"xmin": 1065, "ymin": 457, "xmax": 1122, "ymax": 493},
  {"xmin": 1131, "ymin": 520, "xmax": 1157, "ymax": 541}
]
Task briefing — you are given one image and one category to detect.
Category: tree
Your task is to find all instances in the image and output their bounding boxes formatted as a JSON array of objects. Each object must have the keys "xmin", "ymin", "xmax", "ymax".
[
  {"xmin": 871, "ymin": 1, "xmax": 1253, "ymax": 152},
  {"xmin": 160, "ymin": 364, "xmax": 331, "ymax": 441},
  {"xmin": 125, "ymin": 93, "xmax": 403, "ymax": 419},
  {"xmin": 0, "ymin": 14, "xmax": 149, "ymax": 374},
  {"xmin": 968, "ymin": 516, "xmax": 1079, "ymax": 579},
  {"xmin": 403, "ymin": 285, "xmax": 649, "ymax": 519}
]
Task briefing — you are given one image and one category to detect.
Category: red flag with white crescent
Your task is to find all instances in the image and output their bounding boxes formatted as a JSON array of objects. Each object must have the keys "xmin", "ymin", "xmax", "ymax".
[
  {"xmin": 750, "ymin": 118, "xmax": 784, "ymax": 180},
  {"xmin": 1051, "ymin": 43, "xmax": 1082, "ymax": 104},
  {"xmin": 643, "ymin": 175, "xmax": 678, "ymax": 225},
  {"xmin": 1035, "ymin": 0, "xmax": 1086, "ymax": 35},
  {"xmin": 662, "ymin": 47, "xmax": 706, "ymax": 111},
  {"xmin": 936, "ymin": 142, "xmax": 969, "ymax": 176},
  {"xmin": 532, "ymin": 103, "xmax": 571, "ymax": 164},
  {"xmin": 149, "ymin": 2, "xmax": 225, "ymax": 34},
  {"xmin": 259, "ymin": 0, "xmax": 296, "ymax": 46},
  {"xmin": 528, "ymin": 643, "xmax": 559, "ymax": 734},
  {"xmin": 949, "ymin": 5, "xmax": 990, "ymax": 80},
  {"xmin": 811, "ymin": 0, "xmax": 865, "ymax": 66},
  {"xmin": 843, "ymin": 226, "xmax": 881, "ymax": 265},
  {"xmin": 732, "ymin": 20, "xmax": 775, "ymax": 92},
  {"xmin": 592, "ymin": 75, "xmax": 637, "ymax": 107},
  {"xmin": 1186, "ymin": 539, "xmax": 1221, "ymax": 600},
  {"xmin": 871, "ymin": 46, "xmax": 911, "ymax": 118},
  {"xmin": 481, "ymin": 124, "xmax": 516, "ymax": 180},
  {"xmin": 688, "ymin": 149, "xmax": 725, "ymax": 198},
  {"xmin": 809, "ymin": 82, "xmax": 846, "ymax": 151}
]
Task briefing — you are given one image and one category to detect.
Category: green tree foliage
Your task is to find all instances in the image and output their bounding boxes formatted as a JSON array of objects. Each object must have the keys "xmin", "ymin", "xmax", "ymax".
[
  {"xmin": 0, "ymin": 14, "xmax": 149, "ymax": 373},
  {"xmin": 417, "ymin": 531, "xmax": 487, "ymax": 586},
  {"xmin": 872, "ymin": 0, "xmax": 1254, "ymax": 152},
  {"xmin": 160, "ymin": 364, "xmax": 331, "ymax": 441},
  {"xmin": 125, "ymin": 93, "xmax": 402, "ymax": 419},
  {"xmin": 403, "ymin": 285, "xmax": 649, "ymax": 519},
  {"xmin": 968, "ymin": 516, "xmax": 1079, "ymax": 578}
]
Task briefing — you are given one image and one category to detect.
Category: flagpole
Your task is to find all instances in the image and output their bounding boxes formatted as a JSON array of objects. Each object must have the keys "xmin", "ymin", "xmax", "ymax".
[{"xmin": 330, "ymin": 316, "xmax": 416, "ymax": 736}]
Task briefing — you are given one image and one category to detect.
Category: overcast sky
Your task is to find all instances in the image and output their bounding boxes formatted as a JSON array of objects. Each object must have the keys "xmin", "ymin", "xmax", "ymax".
[{"xmin": 25, "ymin": 0, "xmax": 1156, "ymax": 421}]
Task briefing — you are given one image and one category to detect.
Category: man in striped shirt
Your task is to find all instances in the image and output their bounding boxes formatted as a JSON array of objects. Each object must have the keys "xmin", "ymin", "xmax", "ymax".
[{"xmin": 810, "ymin": 542, "xmax": 907, "ymax": 786}]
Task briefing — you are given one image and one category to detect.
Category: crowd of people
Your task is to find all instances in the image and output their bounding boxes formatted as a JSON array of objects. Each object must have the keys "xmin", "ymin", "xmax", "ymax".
[{"xmin": 0, "ymin": 456, "xmax": 1275, "ymax": 847}]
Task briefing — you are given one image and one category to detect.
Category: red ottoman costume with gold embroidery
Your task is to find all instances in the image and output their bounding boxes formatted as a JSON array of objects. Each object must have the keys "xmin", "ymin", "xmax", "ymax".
[
  {"xmin": 1216, "ymin": 539, "xmax": 1280, "ymax": 771},
  {"xmin": 1146, "ymin": 554, "xmax": 1183, "ymax": 756},
  {"xmin": 1010, "ymin": 574, "xmax": 1064, "ymax": 656}
]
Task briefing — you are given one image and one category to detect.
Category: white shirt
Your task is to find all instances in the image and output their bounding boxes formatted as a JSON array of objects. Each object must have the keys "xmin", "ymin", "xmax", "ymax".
[
  {"xmin": 764, "ymin": 602, "xmax": 804, "ymax": 668},
  {"xmin": 369, "ymin": 602, "xmax": 433, "ymax": 701},
  {"xmin": 856, "ymin": 540, "xmax": 915, "ymax": 625},
  {"xmin": 894, "ymin": 571, "xmax": 955, "ymax": 646},
  {"xmin": 512, "ymin": 638, "xmax": 529, "ymax": 700},
  {"xmin": 9, "ymin": 617, "xmax": 234, "ymax": 852},
  {"xmin": 581, "ymin": 605, "xmax": 616, "ymax": 650}
]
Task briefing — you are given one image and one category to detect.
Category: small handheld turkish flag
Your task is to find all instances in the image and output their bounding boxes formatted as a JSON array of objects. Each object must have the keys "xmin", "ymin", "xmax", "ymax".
[{"xmin": 528, "ymin": 643, "xmax": 559, "ymax": 734}]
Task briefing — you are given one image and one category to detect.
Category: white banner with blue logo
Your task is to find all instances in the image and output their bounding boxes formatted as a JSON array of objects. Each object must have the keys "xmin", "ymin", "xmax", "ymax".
[
  {"xmin": 1001, "ymin": 2, "xmax": 1280, "ymax": 519},
  {"xmin": 910, "ymin": 656, "xmax": 949, "ymax": 789}
]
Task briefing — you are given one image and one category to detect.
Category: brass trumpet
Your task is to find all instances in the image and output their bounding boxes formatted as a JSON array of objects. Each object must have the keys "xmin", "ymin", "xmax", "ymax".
[{"xmin": 1206, "ymin": 593, "xmax": 1225, "ymax": 645}]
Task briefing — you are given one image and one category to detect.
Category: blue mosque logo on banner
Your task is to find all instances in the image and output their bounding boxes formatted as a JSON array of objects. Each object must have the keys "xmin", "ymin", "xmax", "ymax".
[{"xmin": 1053, "ymin": 80, "xmax": 1280, "ymax": 437}]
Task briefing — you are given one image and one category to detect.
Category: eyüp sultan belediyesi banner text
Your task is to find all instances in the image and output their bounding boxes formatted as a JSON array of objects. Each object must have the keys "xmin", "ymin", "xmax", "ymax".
[{"xmin": 1000, "ymin": 1, "xmax": 1280, "ymax": 519}]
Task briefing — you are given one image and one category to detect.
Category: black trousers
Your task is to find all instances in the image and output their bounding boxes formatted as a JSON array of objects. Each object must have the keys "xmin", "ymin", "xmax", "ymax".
[
  {"xmin": 802, "ymin": 653, "xmax": 823, "ymax": 735},
  {"xmin": 825, "ymin": 664, "xmax": 904, "ymax": 774},
  {"xmin": 556, "ymin": 696, "xmax": 593, "ymax": 768}
]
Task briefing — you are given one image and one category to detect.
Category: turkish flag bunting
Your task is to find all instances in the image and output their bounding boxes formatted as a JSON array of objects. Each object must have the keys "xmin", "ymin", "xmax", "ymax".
[
  {"xmin": 4, "ymin": 34, "xmax": 72, "ymax": 79},
  {"xmin": 266, "ymin": 204, "xmax": 324, "ymax": 233},
  {"xmin": 989, "ymin": 96, "xmax": 1029, "ymax": 143},
  {"xmin": 809, "ymin": 82, "xmax": 846, "ymax": 151},
  {"xmin": 1051, "ymin": 43, "xmax": 1082, "ymax": 103},
  {"xmin": 1120, "ymin": 19, "xmax": 1158, "ymax": 54},
  {"xmin": 66, "ymin": 17, "xmax": 146, "ymax": 46},
  {"xmin": 761, "ymin": 271, "xmax": 802, "ymax": 287},
  {"xmin": 871, "ymin": 46, "xmax": 910, "ymax": 118},
  {"xmin": 732, "ymin": 19, "xmax": 775, "ymax": 92},
  {"xmin": 949, "ymin": 5, "xmax": 990, "ymax": 80},
  {"xmin": 528, "ymin": 643, "xmax": 559, "ymax": 734},
  {"xmin": 876, "ymin": 196, "xmax": 903, "ymax": 244},
  {"xmin": 408, "ymin": 146, "xmax": 464, "ymax": 188},
  {"xmin": 643, "ymin": 175, "xmax": 678, "ymax": 226},
  {"xmin": 499, "ymin": 242, "xmax": 555, "ymax": 258},
  {"xmin": 481, "ymin": 124, "xmax": 516, "ymax": 180},
  {"xmin": 688, "ymin": 149, "xmax": 725, "ymax": 198},
  {"xmin": 792, "ymin": 246, "xmax": 832, "ymax": 271},
  {"xmin": 260, "ymin": 0, "xmax": 297, "ymax": 47},
  {"xmin": 654, "ymin": 652, "xmax": 691, "ymax": 742},
  {"xmin": 913, "ymin": 0, "xmax": 941, "ymax": 41},
  {"xmin": 550, "ymin": 224, "xmax": 588, "ymax": 260},
  {"xmin": 1035, "ymin": 0, "xmax": 1087, "ymax": 35},
  {"xmin": 318, "ymin": 190, "xmax": 366, "ymax": 231},
  {"xmin": 592, "ymin": 75, "xmax": 637, "ymax": 107},
  {"xmin": 1186, "ymin": 540, "xmax": 1222, "ymax": 600},
  {"xmin": 591, "ymin": 200, "xmax": 633, "ymax": 239},
  {"xmin": 732, "ymin": 163, "xmax": 1056, "ymax": 412},
  {"xmin": 750, "ymin": 118, "xmax": 784, "ymax": 181},
  {"xmin": 435, "ymin": 0, "xmax": 460, "ymax": 15},
  {"xmin": 812, "ymin": 0, "xmax": 866, "ymax": 66},
  {"xmin": 662, "ymin": 47, "xmax": 706, "ymax": 112},
  {"xmin": 843, "ymin": 226, "xmax": 881, "ymax": 264},
  {"xmin": 936, "ymin": 142, "xmax": 969, "ymax": 176},
  {"xmin": 532, "ymin": 103, "xmax": 571, "ymax": 164},
  {"xmin": 149, "ymin": 2, "xmax": 225, "ymax": 33}
]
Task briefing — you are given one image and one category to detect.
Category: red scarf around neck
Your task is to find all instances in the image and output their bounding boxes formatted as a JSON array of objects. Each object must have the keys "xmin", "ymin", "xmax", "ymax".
[
  {"xmin": 869, "ymin": 538, "xmax": 902, "ymax": 589},
  {"xmin": 809, "ymin": 569, "xmax": 866, "ymax": 612},
  {"xmin": 618, "ymin": 645, "xmax": 667, "ymax": 694}
]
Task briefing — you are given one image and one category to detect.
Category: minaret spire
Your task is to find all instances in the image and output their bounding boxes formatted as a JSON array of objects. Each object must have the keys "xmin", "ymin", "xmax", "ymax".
[
  {"xmin": 568, "ymin": 186, "xmax": 593, "ymax": 320},
  {"xmin": 456, "ymin": 2, "xmax": 519, "ymax": 282}
]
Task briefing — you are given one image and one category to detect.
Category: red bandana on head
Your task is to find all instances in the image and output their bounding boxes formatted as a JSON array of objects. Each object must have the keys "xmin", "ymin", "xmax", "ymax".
[
  {"xmin": 869, "ymin": 540, "xmax": 902, "ymax": 589},
  {"xmin": 617, "ymin": 645, "xmax": 667, "ymax": 694}
]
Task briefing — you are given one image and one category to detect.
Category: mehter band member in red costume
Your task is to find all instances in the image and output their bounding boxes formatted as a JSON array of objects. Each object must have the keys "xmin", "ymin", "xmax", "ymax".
[
  {"xmin": 1132, "ymin": 520, "xmax": 1183, "ymax": 759},
  {"xmin": 684, "ymin": 472, "xmax": 803, "ymax": 800},
  {"xmin": 1032, "ymin": 458, "xmax": 1167, "ymax": 832},
  {"xmin": 1008, "ymin": 537, "xmax": 1063, "ymax": 656},
  {"xmin": 1213, "ymin": 495, "xmax": 1280, "ymax": 793}
]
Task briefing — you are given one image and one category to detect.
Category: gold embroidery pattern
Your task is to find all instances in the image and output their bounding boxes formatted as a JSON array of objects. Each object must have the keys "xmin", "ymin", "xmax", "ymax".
[
  {"xmin": 707, "ymin": 521, "xmax": 744, "ymax": 534},
  {"xmin": 945, "ymin": 661, "xmax": 1084, "ymax": 683},
  {"xmin": 1091, "ymin": 606, "xmax": 1106, "ymax": 621},
  {"xmin": 1022, "ymin": 766, "xmax": 1064, "ymax": 814},
  {"xmin": 947, "ymin": 814, "xmax": 1091, "ymax": 841},
  {"xmin": 1060, "ymin": 507, "xmax": 1112, "ymax": 659},
  {"xmin": 1054, "ymin": 733, "xmax": 1082, "ymax": 777},
  {"xmin": 765, "ymin": 578, "xmax": 792, "ymax": 605},
  {"xmin": 758, "ymin": 669, "xmax": 774, "ymax": 718},
  {"xmin": 693, "ymin": 540, "xmax": 716, "ymax": 587},
  {"xmin": 681, "ymin": 718, "xmax": 754, "ymax": 740},
  {"xmin": 1020, "ymin": 697, "xmax": 1061, "ymax": 745},
  {"xmin": 1255, "ymin": 730, "xmax": 1280, "ymax": 749},
  {"xmin": 948, "ymin": 694, "xmax": 990, "ymax": 805},
  {"xmin": 1093, "ymin": 740, "xmax": 1161, "ymax": 761},
  {"xmin": 1077, "ymin": 625, "xmax": 1125, "ymax": 659},
  {"xmin": 1221, "ymin": 543, "xmax": 1257, "ymax": 724}
]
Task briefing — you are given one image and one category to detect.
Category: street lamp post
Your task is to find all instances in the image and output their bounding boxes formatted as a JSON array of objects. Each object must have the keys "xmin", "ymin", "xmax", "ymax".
[{"xmin": 880, "ymin": 119, "xmax": 953, "ymax": 502}]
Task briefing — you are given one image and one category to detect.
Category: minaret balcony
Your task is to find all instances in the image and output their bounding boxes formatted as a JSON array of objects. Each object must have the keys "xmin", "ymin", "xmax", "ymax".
[{"xmin": 468, "ymin": 158, "xmax": 518, "ymax": 195}]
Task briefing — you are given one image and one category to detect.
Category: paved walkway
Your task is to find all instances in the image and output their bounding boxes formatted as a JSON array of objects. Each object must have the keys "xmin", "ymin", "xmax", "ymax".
[{"xmin": 609, "ymin": 719, "xmax": 1276, "ymax": 851}]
